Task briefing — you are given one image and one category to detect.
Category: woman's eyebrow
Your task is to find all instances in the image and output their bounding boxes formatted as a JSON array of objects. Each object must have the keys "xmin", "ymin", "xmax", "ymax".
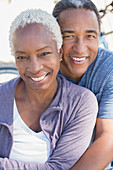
[
  {"xmin": 36, "ymin": 46, "xmax": 52, "ymax": 52},
  {"xmin": 15, "ymin": 51, "xmax": 26, "ymax": 54}
]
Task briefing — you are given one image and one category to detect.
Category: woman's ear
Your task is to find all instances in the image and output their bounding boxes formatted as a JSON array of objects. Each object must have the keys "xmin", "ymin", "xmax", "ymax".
[{"xmin": 59, "ymin": 46, "xmax": 63, "ymax": 61}]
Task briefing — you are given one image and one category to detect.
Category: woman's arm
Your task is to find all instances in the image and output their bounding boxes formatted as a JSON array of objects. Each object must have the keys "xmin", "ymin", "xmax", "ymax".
[{"xmin": 0, "ymin": 90, "xmax": 98, "ymax": 170}]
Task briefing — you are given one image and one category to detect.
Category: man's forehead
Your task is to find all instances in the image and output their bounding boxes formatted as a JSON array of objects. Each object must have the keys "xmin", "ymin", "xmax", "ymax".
[
  {"xmin": 59, "ymin": 8, "xmax": 97, "ymax": 20},
  {"xmin": 59, "ymin": 8, "xmax": 99, "ymax": 31}
]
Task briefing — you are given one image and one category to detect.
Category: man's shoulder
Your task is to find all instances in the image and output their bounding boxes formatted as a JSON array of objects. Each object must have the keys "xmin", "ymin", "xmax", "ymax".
[
  {"xmin": 98, "ymin": 47, "xmax": 113, "ymax": 61},
  {"xmin": 90, "ymin": 48, "xmax": 113, "ymax": 75}
]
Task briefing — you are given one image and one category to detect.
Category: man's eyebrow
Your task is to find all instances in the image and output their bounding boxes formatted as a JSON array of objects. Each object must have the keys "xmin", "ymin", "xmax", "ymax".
[
  {"xmin": 86, "ymin": 30, "xmax": 98, "ymax": 35},
  {"xmin": 62, "ymin": 30, "xmax": 98, "ymax": 35},
  {"xmin": 62, "ymin": 30, "xmax": 75, "ymax": 34}
]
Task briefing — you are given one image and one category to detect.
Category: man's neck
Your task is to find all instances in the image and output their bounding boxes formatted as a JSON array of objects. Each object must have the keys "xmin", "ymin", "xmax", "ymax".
[{"xmin": 60, "ymin": 67, "xmax": 81, "ymax": 84}]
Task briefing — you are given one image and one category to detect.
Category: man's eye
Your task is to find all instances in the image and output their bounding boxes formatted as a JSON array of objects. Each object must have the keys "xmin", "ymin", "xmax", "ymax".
[
  {"xmin": 87, "ymin": 35, "xmax": 96, "ymax": 39},
  {"xmin": 63, "ymin": 35, "xmax": 74, "ymax": 39}
]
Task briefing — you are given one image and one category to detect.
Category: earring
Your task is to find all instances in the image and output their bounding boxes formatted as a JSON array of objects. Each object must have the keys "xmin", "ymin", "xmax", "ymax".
[{"xmin": 60, "ymin": 58, "xmax": 62, "ymax": 61}]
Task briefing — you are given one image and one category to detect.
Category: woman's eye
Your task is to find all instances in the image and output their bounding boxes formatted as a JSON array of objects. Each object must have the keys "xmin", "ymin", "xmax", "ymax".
[
  {"xmin": 40, "ymin": 52, "xmax": 51, "ymax": 56},
  {"xmin": 16, "ymin": 56, "xmax": 27, "ymax": 60}
]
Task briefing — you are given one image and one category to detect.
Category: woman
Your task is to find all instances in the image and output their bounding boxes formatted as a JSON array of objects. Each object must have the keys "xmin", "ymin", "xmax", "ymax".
[{"xmin": 0, "ymin": 9, "xmax": 98, "ymax": 169}]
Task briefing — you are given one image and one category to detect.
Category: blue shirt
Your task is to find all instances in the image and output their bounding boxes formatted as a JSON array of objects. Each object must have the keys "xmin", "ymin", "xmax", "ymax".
[{"xmin": 59, "ymin": 47, "xmax": 113, "ymax": 119}]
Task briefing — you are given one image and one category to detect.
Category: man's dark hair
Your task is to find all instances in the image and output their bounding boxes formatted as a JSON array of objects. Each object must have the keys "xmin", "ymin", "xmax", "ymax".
[{"xmin": 53, "ymin": 0, "xmax": 101, "ymax": 32}]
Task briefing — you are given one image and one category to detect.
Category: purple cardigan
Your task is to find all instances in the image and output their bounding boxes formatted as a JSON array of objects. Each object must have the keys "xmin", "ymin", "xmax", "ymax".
[{"xmin": 0, "ymin": 75, "xmax": 98, "ymax": 170}]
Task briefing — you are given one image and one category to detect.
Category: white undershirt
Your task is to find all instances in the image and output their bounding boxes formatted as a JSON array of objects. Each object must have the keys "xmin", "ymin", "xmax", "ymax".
[{"xmin": 9, "ymin": 99, "xmax": 51, "ymax": 163}]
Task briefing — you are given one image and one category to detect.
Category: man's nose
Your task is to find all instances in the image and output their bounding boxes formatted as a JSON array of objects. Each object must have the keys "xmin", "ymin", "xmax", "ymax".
[{"xmin": 72, "ymin": 37, "xmax": 87, "ymax": 54}]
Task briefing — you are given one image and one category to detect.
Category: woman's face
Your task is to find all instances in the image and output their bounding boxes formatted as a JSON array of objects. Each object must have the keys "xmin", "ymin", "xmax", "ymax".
[{"xmin": 13, "ymin": 23, "xmax": 62, "ymax": 93}]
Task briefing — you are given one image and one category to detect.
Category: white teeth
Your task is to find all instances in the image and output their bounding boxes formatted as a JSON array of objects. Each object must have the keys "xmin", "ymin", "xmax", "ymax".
[
  {"xmin": 31, "ymin": 75, "xmax": 46, "ymax": 82},
  {"xmin": 71, "ymin": 57, "xmax": 86, "ymax": 61}
]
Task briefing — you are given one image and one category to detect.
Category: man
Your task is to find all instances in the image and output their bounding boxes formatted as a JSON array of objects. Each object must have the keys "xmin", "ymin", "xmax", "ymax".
[{"xmin": 53, "ymin": 0, "xmax": 113, "ymax": 169}]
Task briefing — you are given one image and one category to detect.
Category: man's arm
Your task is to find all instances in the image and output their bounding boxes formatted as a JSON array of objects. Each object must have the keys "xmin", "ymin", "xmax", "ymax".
[{"xmin": 71, "ymin": 118, "xmax": 113, "ymax": 170}]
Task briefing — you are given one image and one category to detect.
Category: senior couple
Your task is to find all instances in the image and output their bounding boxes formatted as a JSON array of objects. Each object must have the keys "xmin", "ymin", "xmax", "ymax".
[{"xmin": 0, "ymin": 0, "xmax": 113, "ymax": 169}]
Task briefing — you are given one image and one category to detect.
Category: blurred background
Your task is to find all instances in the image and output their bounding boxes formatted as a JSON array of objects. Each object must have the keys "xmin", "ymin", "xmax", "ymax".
[
  {"xmin": 0, "ymin": 0, "xmax": 113, "ymax": 83},
  {"xmin": 0, "ymin": 0, "xmax": 55, "ymax": 62},
  {"xmin": 0, "ymin": 0, "xmax": 113, "ymax": 62}
]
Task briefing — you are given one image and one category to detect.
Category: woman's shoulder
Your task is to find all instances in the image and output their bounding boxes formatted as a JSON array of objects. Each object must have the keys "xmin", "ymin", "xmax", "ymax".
[
  {"xmin": 56, "ymin": 74, "xmax": 98, "ymax": 123},
  {"xmin": 0, "ymin": 76, "xmax": 20, "ymax": 96},
  {"xmin": 57, "ymin": 74, "xmax": 97, "ymax": 102}
]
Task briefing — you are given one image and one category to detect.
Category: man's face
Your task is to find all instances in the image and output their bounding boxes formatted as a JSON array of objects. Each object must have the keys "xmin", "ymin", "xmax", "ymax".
[{"xmin": 59, "ymin": 8, "xmax": 100, "ymax": 83}]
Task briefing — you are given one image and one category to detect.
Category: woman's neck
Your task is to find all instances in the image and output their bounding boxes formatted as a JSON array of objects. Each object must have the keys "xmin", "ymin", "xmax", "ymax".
[{"xmin": 15, "ymin": 78, "xmax": 58, "ymax": 107}]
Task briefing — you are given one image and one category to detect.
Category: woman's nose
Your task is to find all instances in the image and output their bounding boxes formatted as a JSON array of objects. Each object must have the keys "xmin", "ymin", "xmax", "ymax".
[{"xmin": 27, "ymin": 57, "xmax": 43, "ymax": 73}]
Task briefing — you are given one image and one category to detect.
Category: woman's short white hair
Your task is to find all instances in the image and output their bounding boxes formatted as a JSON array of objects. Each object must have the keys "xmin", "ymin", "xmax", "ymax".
[{"xmin": 9, "ymin": 9, "xmax": 62, "ymax": 55}]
